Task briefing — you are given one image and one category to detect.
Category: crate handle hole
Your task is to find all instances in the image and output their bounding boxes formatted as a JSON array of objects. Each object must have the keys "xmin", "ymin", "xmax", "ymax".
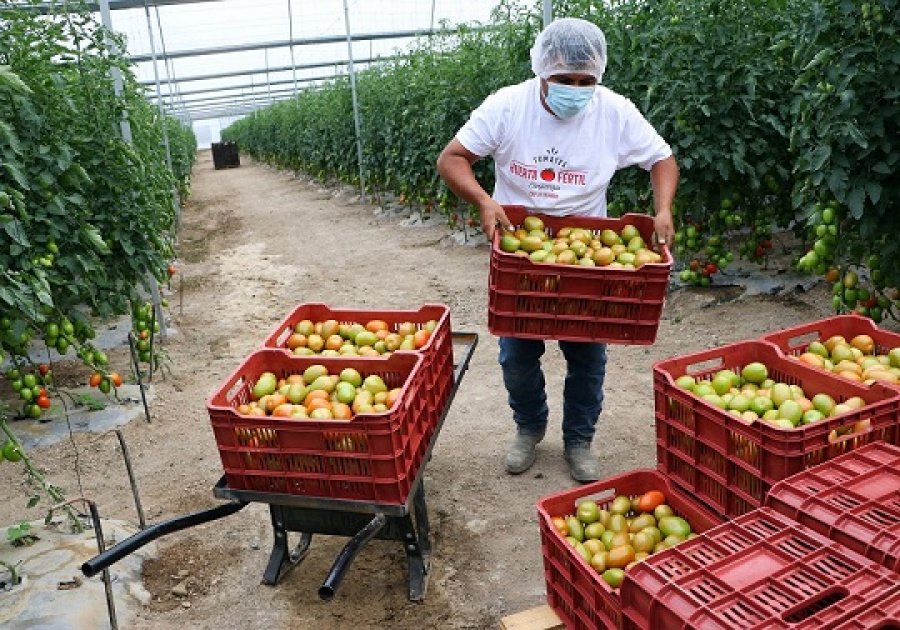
[
  {"xmin": 226, "ymin": 377, "xmax": 247, "ymax": 403},
  {"xmin": 685, "ymin": 357, "xmax": 725, "ymax": 375},
  {"xmin": 786, "ymin": 331, "xmax": 820, "ymax": 351},
  {"xmin": 782, "ymin": 587, "xmax": 848, "ymax": 624},
  {"xmin": 275, "ymin": 327, "xmax": 292, "ymax": 347}
]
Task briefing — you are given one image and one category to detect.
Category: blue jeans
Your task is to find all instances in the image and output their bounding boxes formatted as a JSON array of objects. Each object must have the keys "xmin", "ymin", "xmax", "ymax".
[{"xmin": 498, "ymin": 337, "xmax": 607, "ymax": 449}]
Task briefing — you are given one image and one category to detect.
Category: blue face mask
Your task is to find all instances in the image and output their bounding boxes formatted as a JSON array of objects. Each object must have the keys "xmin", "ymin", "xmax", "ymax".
[{"xmin": 545, "ymin": 82, "xmax": 595, "ymax": 119}]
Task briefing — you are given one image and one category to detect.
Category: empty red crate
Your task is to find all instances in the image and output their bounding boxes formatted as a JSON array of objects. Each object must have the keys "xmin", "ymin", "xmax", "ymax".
[
  {"xmin": 206, "ymin": 349, "xmax": 428, "ymax": 504},
  {"xmin": 488, "ymin": 206, "xmax": 672, "ymax": 345},
  {"xmin": 261, "ymin": 303, "xmax": 454, "ymax": 446},
  {"xmin": 830, "ymin": 585, "xmax": 900, "ymax": 628},
  {"xmin": 761, "ymin": 314, "xmax": 900, "ymax": 391},
  {"xmin": 765, "ymin": 441, "xmax": 900, "ymax": 572},
  {"xmin": 654, "ymin": 340, "xmax": 899, "ymax": 518},
  {"xmin": 537, "ymin": 469, "xmax": 722, "ymax": 630},
  {"xmin": 621, "ymin": 507, "xmax": 900, "ymax": 630}
]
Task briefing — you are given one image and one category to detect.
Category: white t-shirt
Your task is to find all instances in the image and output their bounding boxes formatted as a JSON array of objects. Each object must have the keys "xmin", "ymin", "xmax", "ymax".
[{"xmin": 456, "ymin": 78, "xmax": 672, "ymax": 217}]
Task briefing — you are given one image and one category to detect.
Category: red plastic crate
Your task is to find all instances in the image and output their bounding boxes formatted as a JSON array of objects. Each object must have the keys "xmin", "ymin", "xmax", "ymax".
[
  {"xmin": 620, "ymin": 508, "xmax": 900, "ymax": 630},
  {"xmin": 761, "ymin": 314, "xmax": 900, "ymax": 391},
  {"xmin": 206, "ymin": 349, "xmax": 429, "ymax": 504},
  {"xmin": 488, "ymin": 206, "xmax": 672, "ymax": 345},
  {"xmin": 537, "ymin": 469, "xmax": 723, "ymax": 630},
  {"xmin": 764, "ymin": 441, "xmax": 900, "ymax": 572},
  {"xmin": 261, "ymin": 303, "xmax": 454, "ymax": 449},
  {"xmin": 654, "ymin": 340, "xmax": 900, "ymax": 518},
  {"xmin": 830, "ymin": 585, "xmax": 900, "ymax": 628}
]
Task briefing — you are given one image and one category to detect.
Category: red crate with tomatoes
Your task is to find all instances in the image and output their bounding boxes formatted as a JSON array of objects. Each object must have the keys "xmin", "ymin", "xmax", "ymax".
[
  {"xmin": 760, "ymin": 314, "xmax": 900, "ymax": 392},
  {"xmin": 537, "ymin": 469, "xmax": 722, "ymax": 630},
  {"xmin": 260, "ymin": 303, "xmax": 453, "ymax": 448},
  {"xmin": 488, "ymin": 206, "xmax": 672, "ymax": 345},
  {"xmin": 654, "ymin": 340, "xmax": 899, "ymax": 518},
  {"xmin": 206, "ymin": 349, "xmax": 429, "ymax": 504}
]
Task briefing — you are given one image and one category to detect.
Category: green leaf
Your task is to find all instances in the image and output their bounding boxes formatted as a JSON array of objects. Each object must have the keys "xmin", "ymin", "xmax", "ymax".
[
  {"xmin": 846, "ymin": 187, "xmax": 865, "ymax": 219},
  {"xmin": 2, "ymin": 218, "xmax": 29, "ymax": 247},
  {"xmin": 82, "ymin": 227, "xmax": 111, "ymax": 254},
  {"xmin": 809, "ymin": 145, "xmax": 831, "ymax": 171},
  {"xmin": 3, "ymin": 163, "xmax": 30, "ymax": 189},
  {"xmin": 865, "ymin": 181, "xmax": 881, "ymax": 205}
]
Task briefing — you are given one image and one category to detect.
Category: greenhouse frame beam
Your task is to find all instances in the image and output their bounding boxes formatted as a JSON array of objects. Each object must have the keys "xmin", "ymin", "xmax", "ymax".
[
  {"xmin": 167, "ymin": 86, "xmax": 305, "ymax": 108},
  {"xmin": 4, "ymin": 0, "xmax": 223, "ymax": 12},
  {"xmin": 177, "ymin": 96, "xmax": 299, "ymax": 119},
  {"xmin": 138, "ymin": 54, "xmax": 398, "ymax": 87},
  {"xmin": 129, "ymin": 27, "xmax": 444, "ymax": 63},
  {"xmin": 155, "ymin": 73, "xmax": 330, "ymax": 99}
]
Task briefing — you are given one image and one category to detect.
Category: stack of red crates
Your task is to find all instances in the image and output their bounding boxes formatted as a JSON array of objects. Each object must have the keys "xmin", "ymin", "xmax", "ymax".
[
  {"xmin": 488, "ymin": 206, "xmax": 672, "ymax": 345},
  {"xmin": 538, "ymin": 314, "xmax": 900, "ymax": 628},
  {"xmin": 205, "ymin": 303, "xmax": 453, "ymax": 505},
  {"xmin": 537, "ymin": 457, "xmax": 900, "ymax": 629},
  {"xmin": 765, "ymin": 441, "xmax": 900, "ymax": 572},
  {"xmin": 653, "ymin": 339, "xmax": 899, "ymax": 518}
]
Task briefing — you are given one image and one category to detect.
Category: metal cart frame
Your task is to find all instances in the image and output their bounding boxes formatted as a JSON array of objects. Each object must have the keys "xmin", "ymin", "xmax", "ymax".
[{"xmin": 82, "ymin": 332, "xmax": 477, "ymax": 602}]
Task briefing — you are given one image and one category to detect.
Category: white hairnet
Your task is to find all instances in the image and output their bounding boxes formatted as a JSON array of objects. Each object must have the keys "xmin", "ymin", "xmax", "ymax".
[{"xmin": 530, "ymin": 17, "xmax": 607, "ymax": 81}]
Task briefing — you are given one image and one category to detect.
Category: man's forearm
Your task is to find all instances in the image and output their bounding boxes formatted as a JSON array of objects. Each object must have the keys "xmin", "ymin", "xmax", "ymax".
[
  {"xmin": 650, "ymin": 156, "xmax": 679, "ymax": 216},
  {"xmin": 436, "ymin": 153, "xmax": 492, "ymax": 208}
]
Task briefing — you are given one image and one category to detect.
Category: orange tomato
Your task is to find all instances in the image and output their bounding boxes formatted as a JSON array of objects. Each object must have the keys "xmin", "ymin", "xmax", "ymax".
[
  {"xmin": 271, "ymin": 403, "xmax": 294, "ymax": 417},
  {"xmin": 304, "ymin": 389, "xmax": 330, "ymax": 404},
  {"xmin": 365, "ymin": 319, "xmax": 389, "ymax": 333},
  {"xmin": 798, "ymin": 352, "xmax": 825, "ymax": 368},
  {"xmin": 109, "ymin": 372, "xmax": 123, "ymax": 387},
  {"xmin": 325, "ymin": 334, "xmax": 344, "ymax": 351},
  {"xmin": 606, "ymin": 544, "xmax": 636, "ymax": 569},
  {"xmin": 375, "ymin": 329, "xmax": 389, "ymax": 340},
  {"xmin": 266, "ymin": 394, "xmax": 287, "ymax": 412},
  {"xmin": 331, "ymin": 402, "xmax": 353, "ymax": 420},
  {"xmin": 386, "ymin": 388, "xmax": 403, "ymax": 408},
  {"xmin": 306, "ymin": 397, "xmax": 332, "ymax": 412},
  {"xmin": 89, "ymin": 373, "xmax": 102, "ymax": 387},
  {"xmin": 286, "ymin": 333, "xmax": 307, "ymax": 350},
  {"xmin": 237, "ymin": 404, "xmax": 252, "ymax": 415},
  {"xmin": 636, "ymin": 490, "xmax": 666, "ymax": 513},
  {"xmin": 286, "ymin": 374, "xmax": 305, "ymax": 385},
  {"xmin": 413, "ymin": 329, "xmax": 431, "ymax": 349}
]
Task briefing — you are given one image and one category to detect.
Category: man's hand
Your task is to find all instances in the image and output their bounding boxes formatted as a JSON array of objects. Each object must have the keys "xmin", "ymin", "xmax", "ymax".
[
  {"xmin": 479, "ymin": 198, "xmax": 514, "ymax": 240},
  {"xmin": 654, "ymin": 210, "xmax": 675, "ymax": 248}
]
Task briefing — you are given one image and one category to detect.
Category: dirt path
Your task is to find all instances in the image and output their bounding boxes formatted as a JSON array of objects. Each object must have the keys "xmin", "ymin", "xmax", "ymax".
[{"xmin": 1, "ymin": 150, "xmax": 840, "ymax": 628}]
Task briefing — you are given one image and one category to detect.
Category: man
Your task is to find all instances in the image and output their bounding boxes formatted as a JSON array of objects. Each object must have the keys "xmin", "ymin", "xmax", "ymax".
[{"xmin": 436, "ymin": 17, "xmax": 678, "ymax": 482}]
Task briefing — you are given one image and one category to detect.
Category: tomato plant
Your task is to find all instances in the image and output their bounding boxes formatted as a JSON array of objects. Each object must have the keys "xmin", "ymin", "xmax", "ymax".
[
  {"xmin": 224, "ymin": 0, "xmax": 897, "ymax": 317},
  {"xmin": 0, "ymin": 5, "xmax": 196, "ymax": 406}
]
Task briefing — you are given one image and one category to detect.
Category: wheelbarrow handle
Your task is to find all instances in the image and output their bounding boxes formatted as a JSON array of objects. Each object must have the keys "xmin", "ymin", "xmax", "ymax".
[
  {"xmin": 81, "ymin": 501, "xmax": 248, "ymax": 578},
  {"xmin": 451, "ymin": 332, "xmax": 478, "ymax": 384}
]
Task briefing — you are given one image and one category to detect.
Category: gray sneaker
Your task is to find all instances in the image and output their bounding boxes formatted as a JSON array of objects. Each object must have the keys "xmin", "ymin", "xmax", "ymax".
[
  {"xmin": 505, "ymin": 432, "xmax": 544, "ymax": 474},
  {"xmin": 565, "ymin": 445, "xmax": 600, "ymax": 483}
]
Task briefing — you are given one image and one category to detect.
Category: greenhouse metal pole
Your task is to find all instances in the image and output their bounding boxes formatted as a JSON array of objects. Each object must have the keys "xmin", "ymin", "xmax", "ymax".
[
  {"xmin": 99, "ymin": 0, "xmax": 132, "ymax": 142},
  {"xmin": 288, "ymin": 0, "xmax": 298, "ymax": 95},
  {"xmin": 143, "ymin": 2, "xmax": 173, "ymax": 173},
  {"xmin": 342, "ymin": 0, "xmax": 366, "ymax": 203},
  {"xmin": 543, "ymin": 0, "xmax": 553, "ymax": 26},
  {"xmin": 265, "ymin": 48, "xmax": 273, "ymax": 105},
  {"xmin": 156, "ymin": 6, "xmax": 187, "ymax": 121}
]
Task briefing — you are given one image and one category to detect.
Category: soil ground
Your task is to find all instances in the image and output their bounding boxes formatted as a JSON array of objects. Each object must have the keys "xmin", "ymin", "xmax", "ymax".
[{"xmin": 0, "ymin": 150, "xmax": 859, "ymax": 629}]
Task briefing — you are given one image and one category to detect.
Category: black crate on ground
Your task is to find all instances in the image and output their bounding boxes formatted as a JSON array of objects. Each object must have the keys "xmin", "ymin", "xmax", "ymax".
[{"xmin": 212, "ymin": 142, "xmax": 240, "ymax": 170}]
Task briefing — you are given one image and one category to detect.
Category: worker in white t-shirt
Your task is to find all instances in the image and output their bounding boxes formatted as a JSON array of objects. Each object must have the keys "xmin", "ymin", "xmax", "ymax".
[{"xmin": 436, "ymin": 17, "xmax": 678, "ymax": 482}]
